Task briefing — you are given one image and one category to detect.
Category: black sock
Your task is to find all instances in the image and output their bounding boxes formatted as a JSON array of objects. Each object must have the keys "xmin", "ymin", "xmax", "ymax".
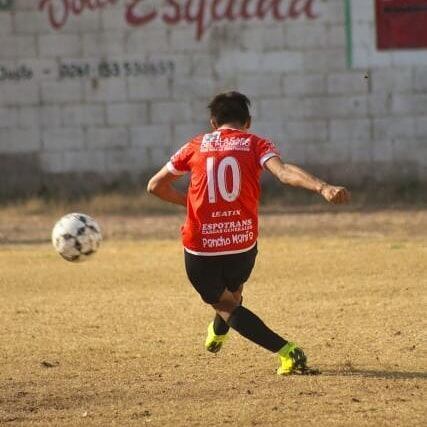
[
  {"xmin": 213, "ymin": 297, "xmax": 243, "ymax": 335},
  {"xmin": 227, "ymin": 306, "xmax": 287, "ymax": 353}
]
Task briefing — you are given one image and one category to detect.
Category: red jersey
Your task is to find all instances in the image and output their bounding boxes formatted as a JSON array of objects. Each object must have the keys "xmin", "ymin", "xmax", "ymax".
[{"xmin": 167, "ymin": 128, "xmax": 280, "ymax": 255}]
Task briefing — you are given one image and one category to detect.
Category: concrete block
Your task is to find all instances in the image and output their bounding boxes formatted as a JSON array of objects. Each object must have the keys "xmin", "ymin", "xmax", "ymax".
[
  {"xmin": 303, "ymin": 49, "xmax": 346, "ymax": 72},
  {"xmin": 173, "ymin": 123, "xmax": 207, "ymax": 149},
  {"xmin": 328, "ymin": 72, "xmax": 369, "ymax": 95},
  {"xmin": 107, "ymin": 103, "xmax": 149, "ymax": 126},
  {"xmin": 40, "ymin": 152, "xmax": 65, "ymax": 173},
  {"xmin": 43, "ymin": 128, "xmax": 85, "ymax": 151},
  {"xmin": 318, "ymin": 0, "xmax": 345, "ymax": 24},
  {"xmin": 151, "ymin": 101, "xmax": 192, "ymax": 124},
  {"xmin": 237, "ymin": 74, "xmax": 282, "ymax": 97},
  {"xmin": 372, "ymin": 140, "xmax": 394, "ymax": 162},
  {"xmin": 87, "ymin": 127, "xmax": 129, "ymax": 149},
  {"xmin": 169, "ymin": 27, "xmax": 210, "ymax": 52},
  {"xmin": 367, "ymin": 93, "xmax": 392, "ymax": 116},
  {"xmin": 0, "ymin": 129, "xmax": 40, "ymax": 153},
  {"xmin": 146, "ymin": 146, "xmax": 172, "ymax": 169},
  {"xmin": 60, "ymin": 12, "xmax": 101, "ymax": 34},
  {"xmin": 216, "ymin": 51, "xmax": 302, "ymax": 74},
  {"xmin": 128, "ymin": 76, "xmax": 169, "ymax": 100},
  {"xmin": 0, "ymin": 14, "xmax": 12, "ymax": 34},
  {"xmin": 259, "ymin": 98, "xmax": 305, "ymax": 120},
  {"xmin": 0, "ymin": 107, "xmax": 18, "ymax": 128},
  {"xmin": 414, "ymin": 67, "xmax": 427, "ymax": 92},
  {"xmin": 85, "ymin": 78, "xmax": 127, "ymax": 102},
  {"xmin": 14, "ymin": 0, "xmax": 38, "ymax": 10},
  {"xmin": 83, "ymin": 32, "xmax": 124, "ymax": 56},
  {"xmin": 371, "ymin": 68, "xmax": 412, "ymax": 93},
  {"xmin": 305, "ymin": 141, "xmax": 350, "ymax": 165},
  {"xmin": 304, "ymin": 96, "xmax": 368, "ymax": 119},
  {"xmin": 392, "ymin": 94, "xmax": 427, "ymax": 115},
  {"xmin": 191, "ymin": 55, "xmax": 215, "ymax": 77},
  {"xmin": 283, "ymin": 74, "xmax": 326, "ymax": 96},
  {"xmin": 63, "ymin": 150, "xmax": 106, "ymax": 173},
  {"xmin": 251, "ymin": 121, "xmax": 286, "ymax": 145},
  {"xmin": 373, "ymin": 118, "xmax": 415, "ymax": 140},
  {"xmin": 39, "ymin": 34, "xmax": 81, "ymax": 58},
  {"xmin": 130, "ymin": 126, "xmax": 172, "ymax": 148},
  {"xmin": 101, "ymin": 8, "xmax": 127, "ymax": 30},
  {"xmin": 280, "ymin": 140, "xmax": 306, "ymax": 163},
  {"xmin": 105, "ymin": 147, "xmax": 148, "ymax": 173},
  {"xmin": 240, "ymin": 26, "xmax": 284, "ymax": 51},
  {"xmin": 1, "ymin": 82, "xmax": 40, "ymax": 106},
  {"xmin": 286, "ymin": 120, "xmax": 328, "ymax": 141},
  {"xmin": 286, "ymin": 23, "xmax": 327, "ymax": 48},
  {"xmin": 18, "ymin": 107, "xmax": 39, "ymax": 128},
  {"xmin": 414, "ymin": 116, "xmax": 427, "ymax": 138},
  {"xmin": 326, "ymin": 24, "xmax": 346, "ymax": 48},
  {"xmin": 172, "ymin": 78, "xmax": 215, "ymax": 100},
  {"xmin": 40, "ymin": 106, "xmax": 63, "ymax": 128},
  {"xmin": 62, "ymin": 105, "xmax": 105, "ymax": 127},
  {"xmin": 351, "ymin": 0, "xmax": 374, "ymax": 23},
  {"xmin": 41, "ymin": 81, "xmax": 84, "ymax": 104},
  {"xmin": 0, "ymin": 36, "xmax": 37, "ymax": 59},
  {"xmin": 330, "ymin": 119, "xmax": 371, "ymax": 142},
  {"xmin": 14, "ymin": 10, "xmax": 49, "ymax": 33},
  {"xmin": 126, "ymin": 29, "xmax": 169, "ymax": 54},
  {"xmin": 349, "ymin": 139, "xmax": 373, "ymax": 163}
]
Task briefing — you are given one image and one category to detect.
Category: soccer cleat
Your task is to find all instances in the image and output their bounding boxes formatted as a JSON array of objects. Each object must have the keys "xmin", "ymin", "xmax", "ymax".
[
  {"xmin": 204, "ymin": 321, "xmax": 229, "ymax": 353},
  {"xmin": 277, "ymin": 342, "xmax": 308, "ymax": 375}
]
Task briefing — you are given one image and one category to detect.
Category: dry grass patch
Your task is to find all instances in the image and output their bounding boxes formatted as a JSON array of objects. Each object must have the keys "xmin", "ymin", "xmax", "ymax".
[{"xmin": 0, "ymin": 208, "xmax": 426, "ymax": 426}]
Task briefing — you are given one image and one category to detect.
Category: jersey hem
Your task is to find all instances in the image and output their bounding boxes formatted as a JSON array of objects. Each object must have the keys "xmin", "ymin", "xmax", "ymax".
[{"xmin": 184, "ymin": 242, "xmax": 257, "ymax": 256}]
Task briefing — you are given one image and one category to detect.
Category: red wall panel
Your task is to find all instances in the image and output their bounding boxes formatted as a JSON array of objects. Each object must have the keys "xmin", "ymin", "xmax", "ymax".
[{"xmin": 376, "ymin": 0, "xmax": 427, "ymax": 49}]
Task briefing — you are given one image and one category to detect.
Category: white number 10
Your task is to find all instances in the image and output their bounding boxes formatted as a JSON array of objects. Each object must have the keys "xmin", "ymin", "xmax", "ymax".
[{"xmin": 207, "ymin": 156, "xmax": 241, "ymax": 203}]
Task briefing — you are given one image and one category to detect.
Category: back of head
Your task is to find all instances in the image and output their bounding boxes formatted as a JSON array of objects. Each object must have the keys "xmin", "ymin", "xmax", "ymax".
[{"xmin": 208, "ymin": 91, "xmax": 251, "ymax": 126}]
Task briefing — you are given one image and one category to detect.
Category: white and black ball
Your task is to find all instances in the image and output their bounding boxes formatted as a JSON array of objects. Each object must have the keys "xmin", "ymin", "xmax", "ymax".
[{"xmin": 52, "ymin": 213, "xmax": 102, "ymax": 262}]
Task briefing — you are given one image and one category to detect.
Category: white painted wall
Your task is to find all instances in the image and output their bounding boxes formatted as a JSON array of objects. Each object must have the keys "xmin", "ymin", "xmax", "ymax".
[{"xmin": 0, "ymin": 0, "xmax": 425, "ymax": 193}]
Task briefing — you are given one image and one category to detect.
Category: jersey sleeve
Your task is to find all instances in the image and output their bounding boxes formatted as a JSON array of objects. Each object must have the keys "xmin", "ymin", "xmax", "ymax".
[
  {"xmin": 256, "ymin": 138, "xmax": 281, "ymax": 168},
  {"xmin": 166, "ymin": 142, "xmax": 193, "ymax": 175}
]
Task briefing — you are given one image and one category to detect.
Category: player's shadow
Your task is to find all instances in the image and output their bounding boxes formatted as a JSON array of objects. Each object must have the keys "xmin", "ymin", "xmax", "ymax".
[{"xmin": 326, "ymin": 369, "xmax": 427, "ymax": 380}]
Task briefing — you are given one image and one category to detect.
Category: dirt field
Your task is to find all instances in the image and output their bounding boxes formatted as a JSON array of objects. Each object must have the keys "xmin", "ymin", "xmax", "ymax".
[{"xmin": 0, "ymin": 206, "xmax": 426, "ymax": 426}]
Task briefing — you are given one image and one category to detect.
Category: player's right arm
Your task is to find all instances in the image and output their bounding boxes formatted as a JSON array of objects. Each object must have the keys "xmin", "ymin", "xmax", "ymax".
[
  {"xmin": 147, "ymin": 165, "xmax": 187, "ymax": 207},
  {"xmin": 264, "ymin": 157, "xmax": 350, "ymax": 204}
]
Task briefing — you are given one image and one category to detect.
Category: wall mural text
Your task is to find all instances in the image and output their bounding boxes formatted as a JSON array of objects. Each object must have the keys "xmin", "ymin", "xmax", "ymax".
[
  {"xmin": 39, "ymin": 0, "xmax": 320, "ymax": 40},
  {"xmin": 0, "ymin": 59, "xmax": 175, "ymax": 82}
]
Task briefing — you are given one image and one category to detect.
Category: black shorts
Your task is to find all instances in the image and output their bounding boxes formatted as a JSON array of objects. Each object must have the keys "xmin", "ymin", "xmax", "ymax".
[{"xmin": 184, "ymin": 244, "xmax": 258, "ymax": 304}]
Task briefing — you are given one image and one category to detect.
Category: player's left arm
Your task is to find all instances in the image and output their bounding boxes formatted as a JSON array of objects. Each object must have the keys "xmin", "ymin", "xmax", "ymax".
[
  {"xmin": 147, "ymin": 165, "xmax": 187, "ymax": 207},
  {"xmin": 264, "ymin": 157, "xmax": 350, "ymax": 204}
]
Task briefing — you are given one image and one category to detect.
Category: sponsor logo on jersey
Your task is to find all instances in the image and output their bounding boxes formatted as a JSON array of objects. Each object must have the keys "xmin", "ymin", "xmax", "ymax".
[
  {"xmin": 201, "ymin": 132, "xmax": 251, "ymax": 152},
  {"xmin": 202, "ymin": 219, "xmax": 253, "ymax": 235}
]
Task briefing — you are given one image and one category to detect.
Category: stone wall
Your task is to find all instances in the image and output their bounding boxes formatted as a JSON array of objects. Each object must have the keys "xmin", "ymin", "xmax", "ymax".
[{"xmin": 0, "ymin": 0, "xmax": 426, "ymax": 197}]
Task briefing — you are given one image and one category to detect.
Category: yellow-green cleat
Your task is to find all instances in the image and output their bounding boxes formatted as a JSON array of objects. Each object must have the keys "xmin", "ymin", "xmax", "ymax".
[
  {"xmin": 277, "ymin": 342, "xmax": 309, "ymax": 375},
  {"xmin": 204, "ymin": 321, "xmax": 229, "ymax": 353}
]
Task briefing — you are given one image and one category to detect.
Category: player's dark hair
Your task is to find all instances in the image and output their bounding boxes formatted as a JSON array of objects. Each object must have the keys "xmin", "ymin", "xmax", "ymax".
[{"xmin": 208, "ymin": 91, "xmax": 251, "ymax": 126}]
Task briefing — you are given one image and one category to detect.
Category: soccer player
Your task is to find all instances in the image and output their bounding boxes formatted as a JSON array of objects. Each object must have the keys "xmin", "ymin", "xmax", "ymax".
[{"xmin": 147, "ymin": 92, "xmax": 350, "ymax": 375}]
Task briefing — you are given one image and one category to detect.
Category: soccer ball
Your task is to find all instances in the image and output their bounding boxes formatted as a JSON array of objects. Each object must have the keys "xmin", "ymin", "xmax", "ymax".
[{"xmin": 52, "ymin": 213, "xmax": 102, "ymax": 262}]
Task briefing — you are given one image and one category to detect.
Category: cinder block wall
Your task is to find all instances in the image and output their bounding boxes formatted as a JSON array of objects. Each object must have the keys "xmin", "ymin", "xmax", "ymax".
[{"xmin": 0, "ymin": 0, "xmax": 425, "ymax": 197}]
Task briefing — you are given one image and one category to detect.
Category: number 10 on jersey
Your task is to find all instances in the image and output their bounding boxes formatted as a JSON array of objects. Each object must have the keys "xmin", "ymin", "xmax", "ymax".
[{"xmin": 207, "ymin": 156, "xmax": 241, "ymax": 204}]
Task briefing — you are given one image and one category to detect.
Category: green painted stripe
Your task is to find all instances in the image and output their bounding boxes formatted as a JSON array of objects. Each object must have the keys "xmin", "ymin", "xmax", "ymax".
[{"xmin": 344, "ymin": 0, "xmax": 353, "ymax": 68}]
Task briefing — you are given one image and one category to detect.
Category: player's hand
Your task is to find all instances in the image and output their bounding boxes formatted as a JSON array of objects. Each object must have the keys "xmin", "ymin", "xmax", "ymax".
[{"xmin": 320, "ymin": 185, "xmax": 350, "ymax": 204}]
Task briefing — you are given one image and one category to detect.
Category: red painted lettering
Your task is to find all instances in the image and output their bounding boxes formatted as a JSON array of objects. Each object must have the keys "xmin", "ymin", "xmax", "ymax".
[
  {"xmin": 39, "ymin": 0, "xmax": 320, "ymax": 40},
  {"xmin": 126, "ymin": 0, "xmax": 157, "ymax": 26},
  {"xmin": 163, "ymin": 0, "xmax": 181, "ymax": 24}
]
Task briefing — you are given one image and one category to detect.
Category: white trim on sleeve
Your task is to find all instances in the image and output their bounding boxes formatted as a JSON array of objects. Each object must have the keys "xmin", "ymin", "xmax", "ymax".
[
  {"xmin": 260, "ymin": 152, "xmax": 279, "ymax": 168},
  {"xmin": 166, "ymin": 161, "xmax": 187, "ymax": 176}
]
